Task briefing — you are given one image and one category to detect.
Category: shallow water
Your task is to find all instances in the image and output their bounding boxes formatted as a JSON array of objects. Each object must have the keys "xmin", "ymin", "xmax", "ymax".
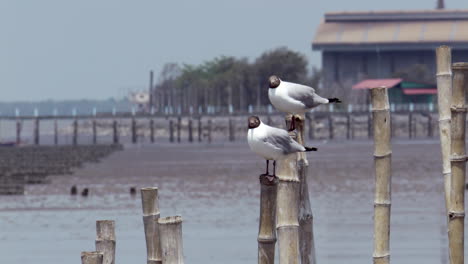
[{"xmin": 0, "ymin": 140, "xmax": 463, "ymax": 263}]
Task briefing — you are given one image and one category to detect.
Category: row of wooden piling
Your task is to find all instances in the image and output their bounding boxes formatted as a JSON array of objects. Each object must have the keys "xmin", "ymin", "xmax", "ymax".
[{"xmin": 80, "ymin": 187, "xmax": 185, "ymax": 264}]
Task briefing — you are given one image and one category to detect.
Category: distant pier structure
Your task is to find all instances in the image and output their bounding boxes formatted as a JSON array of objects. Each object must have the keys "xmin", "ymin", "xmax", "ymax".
[{"xmin": 313, "ymin": 8, "xmax": 468, "ymax": 88}]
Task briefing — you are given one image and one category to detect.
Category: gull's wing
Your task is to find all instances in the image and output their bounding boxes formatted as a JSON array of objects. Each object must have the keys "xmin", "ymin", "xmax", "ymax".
[
  {"xmin": 283, "ymin": 81, "xmax": 327, "ymax": 108},
  {"xmin": 261, "ymin": 126, "xmax": 305, "ymax": 155}
]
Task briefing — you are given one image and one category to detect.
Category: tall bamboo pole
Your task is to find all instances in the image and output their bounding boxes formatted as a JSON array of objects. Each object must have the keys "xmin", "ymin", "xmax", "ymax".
[
  {"xmin": 436, "ymin": 46, "xmax": 453, "ymax": 217},
  {"xmin": 158, "ymin": 216, "xmax": 184, "ymax": 264},
  {"xmin": 276, "ymin": 115, "xmax": 300, "ymax": 264},
  {"xmin": 81, "ymin": 251, "xmax": 104, "ymax": 264},
  {"xmin": 371, "ymin": 87, "xmax": 392, "ymax": 264},
  {"xmin": 295, "ymin": 115, "xmax": 316, "ymax": 264},
  {"xmin": 95, "ymin": 220, "xmax": 116, "ymax": 264},
  {"xmin": 258, "ymin": 174, "xmax": 278, "ymax": 264},
  {"xmin": 448, "ymin": 62, "xmax": 468, "ymax": 264},
  {"xmin": 141, "ymin": 187, "xmax": 162, "ymax": 264}
]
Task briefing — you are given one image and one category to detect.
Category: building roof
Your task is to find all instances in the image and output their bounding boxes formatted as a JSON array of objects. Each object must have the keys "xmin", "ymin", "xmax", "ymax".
[
  {"xmin": 353, "ymin": 78, "xmax": 437, "ymax": 95},
  {"xmin": 313, "ymin": 9, "xmax": 468, "ymax": 51},
  {"xmin": 352, "ymin": 78, "xmax": 403, "ymax": 89}
]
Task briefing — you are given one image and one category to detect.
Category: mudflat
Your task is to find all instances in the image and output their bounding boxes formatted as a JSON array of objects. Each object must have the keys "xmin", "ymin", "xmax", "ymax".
[{"xmin": 0, "ymin": 140, "xmax": 456, "ymax": 264}]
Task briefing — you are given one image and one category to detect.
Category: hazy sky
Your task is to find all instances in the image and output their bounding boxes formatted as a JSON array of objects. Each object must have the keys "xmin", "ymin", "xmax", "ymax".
[{"xmin": 2, "ymin": 0, "xmax": 466, "ymax": 101}]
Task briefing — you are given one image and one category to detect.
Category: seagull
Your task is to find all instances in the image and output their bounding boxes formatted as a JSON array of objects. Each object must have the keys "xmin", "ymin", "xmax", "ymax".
[
  {"xmin": 247, "ymin": 116, "xmax": 317, "ymax": 180},
  {"xmin": 268, "ymin": 75, "xmax": 342, "ymax": 131}
]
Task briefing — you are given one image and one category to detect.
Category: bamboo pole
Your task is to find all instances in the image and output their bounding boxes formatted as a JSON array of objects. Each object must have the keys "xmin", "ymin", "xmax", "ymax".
[
  {"xmin": 73, "ymin": 119, "xmax": 78, "ymax": 145},
  {"xmin": 141, "ymin": 187, "xmax": 162, "ymax": 264},
  {"xmin": 169, "ymin": 120, "xmax": 174, "ymax": 143},
  {"xmin": 15, "ymin": 120, "xmax": 21, "ymax": 145},
  {"xmin": 448, "ymin": 62, "xmax": 468, "ymax": 264},
  {"xmin": 95, "ymin": 220, "xmax": 116, "ymax": 264},
  {"xmin": 177, "ymin": 117, "xmax": 181, "ymax": 143},
  {"xmin": 34, "ymin": 118, "xmax": 39, "ymax": 145},
  {"xmin": 158, "ymin": 216, "xmax": 184, "ymax": 264},
  {"xmin": 112, "ymin": 120, "xmax": 119, "ymax": 144},
  {"xmin": 295, "ymin": 115, "xmax": 316, "ymax": 264},
  {"xmin": 81, "ymin": 251, "xmax": 104, "ymax": 264},
  {"xmin": 54, "ymin": 119, "xmax": 59, "ymax": 145},
  {"xmin": 188, "ymin": 119, "xmax": 193, "ymax": 143},
  {"xmin": 92, "ymin": 119, "xmax": 97, "ymax": 145},
  {"xmin": 371, "ymin": 87, "xmax": 392, "ymax": 264},
  {"xmin": 132, "ymin": 118, "xmax": 137, "ymax": 144},
  {"xmin": 436, "ymin": 45, "xmax": 452, "ymax": 217},
  {"xmin": 276, "ymin": 115, "xmax": 300, "ymax": 264},
  {"xmin": 258, "ymin": 174, "xmax": 278, "ymax": 264}
]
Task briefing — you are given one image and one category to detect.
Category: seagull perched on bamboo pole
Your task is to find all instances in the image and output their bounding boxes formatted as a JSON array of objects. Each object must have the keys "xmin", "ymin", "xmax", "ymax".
[
  {"xmin": 247, "ymin": 116, "xmax": 317, "ymax": 180},
  {"xmin": 268, "ymin": 75, "xmax": 342, "ymax": 131}
]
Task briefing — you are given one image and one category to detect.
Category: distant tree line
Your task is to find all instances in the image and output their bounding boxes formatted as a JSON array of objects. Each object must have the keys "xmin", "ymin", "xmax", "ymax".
[{"xmin": 152, "ymin": 47, "xmax": 322, "ymax": 114}]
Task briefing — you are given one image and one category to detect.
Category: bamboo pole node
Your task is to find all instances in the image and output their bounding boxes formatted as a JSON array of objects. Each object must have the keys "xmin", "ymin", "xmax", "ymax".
[
  {"xmin": 450, "ymin": 155, "xmax": 467, "ymax": 162},
  {"xmin": 373, "ymin": 152, "xmax": 392, "ymax": 159},
  {"xmin": 451, "ymin": 106, "xmax": 467, "ymax": 112},
  {"xmin": 371, "ymin": 108, "xmax": 390, "ymax": 113},
  {"xmin": 373, "ymin": 255, "xmax": 390, "ymax": 260},
  {"xmin": 448, "ymin": 212, "xmax": 465, "ymax": 219},
  {"xmin": 437, "ymin": 72, "xmax": 453, "ymax": 77},
  {"xmin": 158, "ymin": 215, "xmax": 182, "ymax": 225},
  {"xmin": 452, "ymin": 62, "xmax": 468, "ymax": 70},
  {"xmin": 374, "ymin": 202, "xmax": 391, "ymax": 207}
]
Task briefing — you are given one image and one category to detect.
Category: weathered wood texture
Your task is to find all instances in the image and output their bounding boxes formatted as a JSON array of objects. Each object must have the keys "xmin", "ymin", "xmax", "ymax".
[
  {"xmin": 371, "ymin": 87, "xmax": 392, "ymax": 264},
  {"xmin": 258, "ymin": 175, "xmax": 278, "ymax": 264},
  {"xmin": 276, "ymin": 115, "xmax": 300, "ymax": 264},
  {"xmin": 436, "ymin": 46, "xmax": 453, "ymax": 217},
  {"xmin": 81, "ymin": 251, "xmax": 104, "ymax": 264},
  {"xmin": 295, "ymin": 115, "xmax": 316, "ymax": 264},
  {"xmin": 158, "ymin": 216, "xmax": 184, "ymax": 264},
  {"xmin": 448, "ymin": 62, "xmax": 468, "ymax": 264},
  {"xmin": 95, "ymin": 220, "xmax": 116, "ymax": 264},
  {"xmin": 141, "ymin": 187, "xmax": 162, "ymax": 264}
]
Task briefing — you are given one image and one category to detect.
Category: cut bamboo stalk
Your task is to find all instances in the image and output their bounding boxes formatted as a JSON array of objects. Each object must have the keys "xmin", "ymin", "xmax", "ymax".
[
  {"xmin": 276, "ymin": 115, "xmax": 300, "ymax": 264},
  {"xmin": 371, "ymin": 87, "xmax": 392, "ymax": 264},
  {"xmin": 158, "ymin": 216, "xmax": 184, "ymax": 264},
  {"xmin": 92, "ymin": 119, "xmax": 97, "ymax": 144},
  {"xmin": 141, "ymin": 187, "xmax": 162, "ymax": 264},
  {"xmin": 295, "ymin": 115, "xmax": 316, "ymax": 264},
  {"xmin": 258, "ymin": 174, "xmax": 278, "ymax": 264},
  {"xmin": 436, "ymin": 45, "xmax": 453, "ymax": 217},
  {"xmin": 95, "ymin": 220, "xmax": 116, "ymax": 264},
  {"xmin": 73, "ymin": 119, "xmax": 78, "ymax": 145},
  {"xmin": 112, "ymin": 120, "xmax": 119, "ymax": 144},
  {"xmin": 81, "ymin": 251, "xmax": 104, "ymax": 264},
  {"xmin": 150, "ymin": 119, "xmax": 155, "ymax": 143},
  {"xmin": 448, "ymin": 62, "xmax": 468, "ymax": 264}
]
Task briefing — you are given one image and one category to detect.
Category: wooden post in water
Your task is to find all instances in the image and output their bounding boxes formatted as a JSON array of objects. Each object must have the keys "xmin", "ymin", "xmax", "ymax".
[
  {"xmin": 258, "ymin": 175, "xmax": 278, "ymax": 264},
  {"xmin": 81, "ymin": 252, "xmax": 103, "ymax": 264},
  {"xmin": 95, "ymin": 220, "xmax": 116, "ymax": 264},
  {"xmin": 436, "ymin": 45, "xmax": 452, "ymax": 217},
  {"xmin": 53, "ymin": 119, "xmax": 58, "ymax": 145},
  {"xmin": 16, "ymin": 120, "xmax": 21, "ymax": 145},
  {"xmin": 346, "ymin": 113, "xmax": 351, "ymax": 140},
  {"xmin": 198, "ymin": 117, "xmax": 202, "ymax": 142},
  {"xmin": 328, "ymin": 113, "xmax": 334, "ymax": 140},
  {"xmin": 448, "ymin": 62, "xmax": 468, "ymax": 264},
  {"xmin": 370, "ymin": 87, "xmax": 392, "ymax": 264},
  {"xmin": 188, "ymin": 119, "xmax": 193, "ymax": 143},
  {"xmin": 295, "ymin": 115, "xmax": 317, "ymax": 264},
  {"xmin": 73, "ymin": 119, "xmax": 78, "ymax": 146},
  {"xmin": 427, "ymin": 113, "xmax": 433, "ymax": 138},
  {"xmin": 92, "ymin": 119, "xmax": 97, "ymax": 145},
  {"xmin": 132, "ymin": 118, "xmax": 137, "ymax": 144},
  {"xmin": 150, "ymin": 119, "xmax": 155, "ymax": 143},
  {"xmin": 112, "ymin": 120, "xmax": 119, "ymax": 144},
  {"xmin": 34, "ymin": 118, "xmax": 40, "ymax": 145},
  {"xmin": 169, "ymin": 120, "xmax": 174, "ymax": 143},
  {"xmin": 207, "ymin": 119, "xmax": 212, "ymax": 143},
  {"xmin": 141, "ymin": 187, "xmax": 162, "ymax": 264},
  {"xmin": 367, "ymin": 111, "xmax": 372, "ymax": 139},
  {"xmin": 276, "ymin": 115, "xmax": 300, "ymax": 264},
  {"xmin": 408, "ymin": 113, "xmax": 413, "ymax": 139},
  {"xmin": 158, "ymin": 216, "xmax": 184, "ymax": 264},
  {"xmin": 228, "ymin": 118, "xmax": 235, "ymax": 142},
  {"xmin": 177, "ymin": 117, "xmax": 181, "ymax": 143}
]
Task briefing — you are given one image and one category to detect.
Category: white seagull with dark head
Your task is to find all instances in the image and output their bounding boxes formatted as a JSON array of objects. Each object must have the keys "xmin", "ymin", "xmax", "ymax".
[
  {"xmin": 247, "ymin": 116, "xmax": 317, "ymax": 180},
  {"xmin": 268, "ymin": 75, "xmax": 341, "ymax": 131}
]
